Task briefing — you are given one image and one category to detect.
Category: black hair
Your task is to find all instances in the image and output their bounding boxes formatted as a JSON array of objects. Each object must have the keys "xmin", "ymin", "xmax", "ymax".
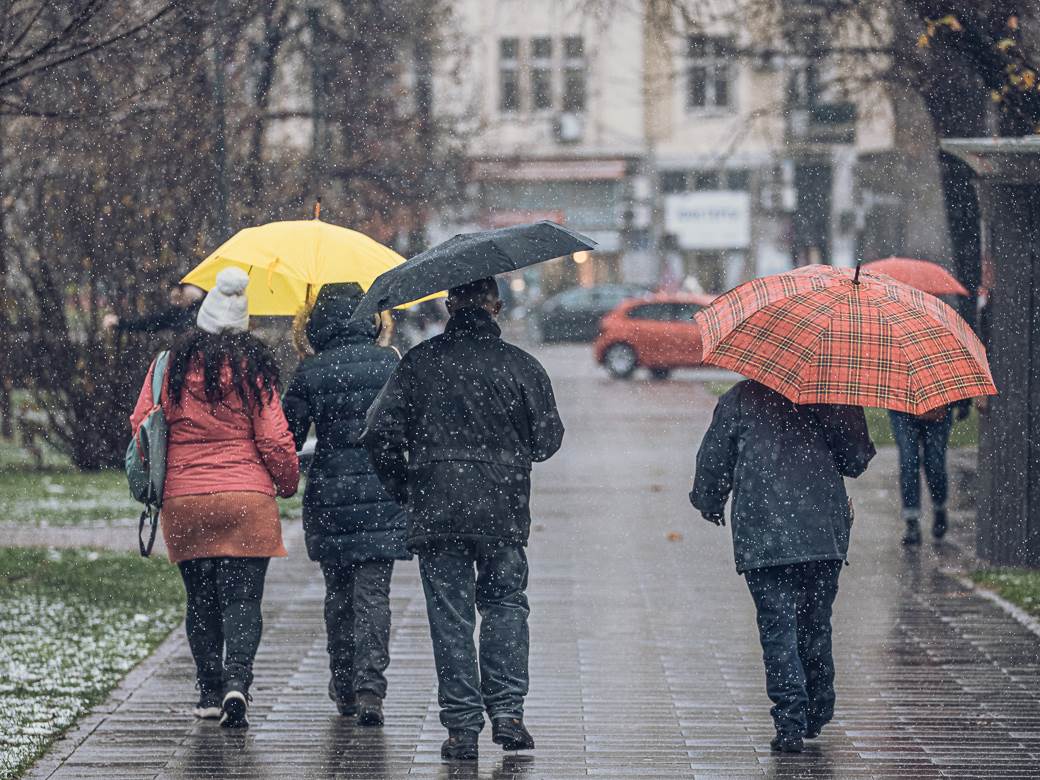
[
  {"xmin": 167, "ymin": 329, "xmax": 279, "ymax": 409},
  {"xmin": 447, "ymin": 277, "xmax": 500, "ymax": 307}
]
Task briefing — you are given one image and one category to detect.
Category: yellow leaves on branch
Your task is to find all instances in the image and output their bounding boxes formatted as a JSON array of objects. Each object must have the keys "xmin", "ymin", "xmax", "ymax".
[
  {"xmin": 919, "ymin": 15, "xmax": 962, "ymax": 48},
  {"xmin": 1008, "ymin": 67, "xmax": 1038, "ymax": 90}
]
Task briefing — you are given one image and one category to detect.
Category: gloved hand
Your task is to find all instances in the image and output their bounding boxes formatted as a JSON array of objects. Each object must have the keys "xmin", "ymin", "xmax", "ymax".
[
  {"xmin": 702, "ymin": 511, "xmax": 725, "ymax": 527},
  {"xmin": 955, "ymin": 400, "xmax": 972, "ymax": 420}
]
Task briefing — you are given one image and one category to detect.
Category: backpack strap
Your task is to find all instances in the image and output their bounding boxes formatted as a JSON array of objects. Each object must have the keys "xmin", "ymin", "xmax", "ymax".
[{"xmin": 151, "ymin": 351, "xmax": 170, "ymax": 405}]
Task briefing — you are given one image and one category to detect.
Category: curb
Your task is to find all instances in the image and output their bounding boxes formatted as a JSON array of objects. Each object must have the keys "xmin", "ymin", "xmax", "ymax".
[
  {"xmin": 24, "ymin": 623, "xmax": 187, "ymax": 779},
  {"xmin": 955, "ymin": 574, "xmax": 1040, "ymax": 640}
]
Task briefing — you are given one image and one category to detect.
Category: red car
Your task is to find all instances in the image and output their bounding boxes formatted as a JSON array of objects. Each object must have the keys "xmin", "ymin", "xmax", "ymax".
[{"xmin": 594, "ymin": 293, "xmax": 716, "ymax": 379}]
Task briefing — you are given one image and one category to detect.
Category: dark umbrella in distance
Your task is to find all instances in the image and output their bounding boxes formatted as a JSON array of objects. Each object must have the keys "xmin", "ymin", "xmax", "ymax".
[{"xmin": 350, "ymin": 221, "xmax": 598, "ymax": 321}]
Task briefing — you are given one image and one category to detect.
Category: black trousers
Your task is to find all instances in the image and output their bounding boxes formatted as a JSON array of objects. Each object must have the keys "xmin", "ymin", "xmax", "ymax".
[
  {"xmin": 178, "ymin": 556, "xmax": 269, "ymax": 694},
  {"xmin": 418, "ymin": 541, "xmax": 530, "ymax": 732},
  {"xmin": 321, "ymin": 559, "xmax": 395, "ymax": 699},
  {"xmin": 744, "ymin": 560, "xmax": 842, "ymax": 737}
]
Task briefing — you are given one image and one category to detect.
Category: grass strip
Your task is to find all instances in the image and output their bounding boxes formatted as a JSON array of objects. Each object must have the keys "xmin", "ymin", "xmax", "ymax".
[
  {"xmin": 972, "ymin": 569, "xmax": 1040, "ymax": 617},
  {"xmin": 0, "ymin": 548, "xmax": 183, "ymax": 779}
]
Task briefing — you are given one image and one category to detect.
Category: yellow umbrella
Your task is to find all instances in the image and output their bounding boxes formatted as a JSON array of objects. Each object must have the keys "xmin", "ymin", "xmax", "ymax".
[{"xmin": 182, "ymin": 219, "xmax": 436, "ymax": 315}]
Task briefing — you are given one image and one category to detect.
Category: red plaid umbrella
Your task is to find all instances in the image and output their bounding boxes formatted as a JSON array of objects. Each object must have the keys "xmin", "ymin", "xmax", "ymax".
[
  {"xmin": 862, "ymin": 257, "xmax": 970, "ymax": 297},
  {"xmin": 694, "ymin": 264, "xmax": 996, "ymax": 413}
]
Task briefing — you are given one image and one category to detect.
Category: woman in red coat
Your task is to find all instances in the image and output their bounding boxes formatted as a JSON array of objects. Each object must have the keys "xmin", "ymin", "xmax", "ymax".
[{"xmin": 130, "ymin": 268, "xmax": 299, "ymax": 728}]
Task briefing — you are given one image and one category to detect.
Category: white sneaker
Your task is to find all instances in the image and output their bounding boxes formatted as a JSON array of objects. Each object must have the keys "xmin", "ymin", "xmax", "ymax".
[
  {"xmin": 192, "ymin": 691, "xmax": 222, "ymax": 719},
  {"xmin": 219, "ymin": 690, "xmax": 249, "ymax": 728}
]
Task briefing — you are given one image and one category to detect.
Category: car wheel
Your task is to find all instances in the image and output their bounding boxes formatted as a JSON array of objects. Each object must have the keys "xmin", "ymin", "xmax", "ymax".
[
  {"xmin": 649, "ymin": 368, "xmax": 671, "ymax": 381},
  {"xmin": 603, "ymin": 343, "xmax": 638, "ymax": 379}
]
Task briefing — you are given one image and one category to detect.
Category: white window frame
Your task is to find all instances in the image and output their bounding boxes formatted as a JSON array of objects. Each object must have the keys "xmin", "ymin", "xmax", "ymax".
[
  {"xmin": 499, "ymin": 37, "xmax": 521, "ymax": 114},
  {"xmin": 686, "ymin": 35, "xmax": 735, "ymax": 114},
  {"xmin": 530, "ymin": 36, "xmax": 554, "ymax": 113},
  {"xmin": 562, "ymin": 35, "xmax": 587, "ymax": 114}
]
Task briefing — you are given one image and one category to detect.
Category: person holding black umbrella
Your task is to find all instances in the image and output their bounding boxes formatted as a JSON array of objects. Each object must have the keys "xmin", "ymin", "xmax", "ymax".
[{"xmin": 362, "ymin": 276, "xmax": 564, "ymax": 761}]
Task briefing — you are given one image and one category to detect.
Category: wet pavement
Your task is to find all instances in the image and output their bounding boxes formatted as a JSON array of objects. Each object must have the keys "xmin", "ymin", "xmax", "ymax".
[{"xmin": 28, "ymin": 342, "xmax": 1040, "ymax": 778}]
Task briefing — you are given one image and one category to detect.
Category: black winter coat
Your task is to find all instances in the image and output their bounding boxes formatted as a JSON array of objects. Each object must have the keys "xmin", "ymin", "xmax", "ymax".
[
  {"xmin": 690, "ymin": 380, "xmax": 875, "ymax": 573},
  {"xmin": 283, "ymin": 289, "xmax": 409, "ymax": 564},
  {"xmin": 361, "ymin": 307, "xmax": 564, "ymax": 550}
]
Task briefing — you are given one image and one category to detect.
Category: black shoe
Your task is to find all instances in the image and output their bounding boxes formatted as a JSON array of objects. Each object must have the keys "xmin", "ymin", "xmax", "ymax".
[
  {"xmin": 932, "ymin": 508, "xmax": 948, "ymax": 539},
  {"xmin": 901, "ymin": 518, "xmax": 922, "ymax": 545},
  {"xmin": 441, "ymin": 729, "xmax": 479, "ymax": 761},
  {"xmin": 804, "ymin": 722, "xmax": 823, "ymax": 740},
  {"xmin": 192, "ymin": 689, "xmax": 222, "ymax": 720},
  {"xmin": 219, "ymin": 685, "xmax": 250, "ymax": 729},
  {"xmin": 492, "ymin": 717, "xmax": 535, "ymax": 751},
  {"xmin": 770, "ymin": 733, "xmax": 804, "ymax": 753},
  {"xmin": 328, "ymin": 678, "xmax": 357, "ymax": 716},
  {"xmin": 356, "ymin": 691, "xmax": 384, "ymax": 726}
]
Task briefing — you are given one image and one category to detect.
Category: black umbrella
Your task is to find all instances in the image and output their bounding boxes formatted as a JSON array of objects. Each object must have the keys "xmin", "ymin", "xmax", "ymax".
[{"xmin": 350, "ymin": 221, "xmax": 597, "ymax": 321}]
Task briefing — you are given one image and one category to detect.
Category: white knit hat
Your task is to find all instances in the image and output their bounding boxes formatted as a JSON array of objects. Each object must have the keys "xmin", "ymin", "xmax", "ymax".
[{"xmin": 196, "ymin": 267, "xmax": 250, "ymax": 334}]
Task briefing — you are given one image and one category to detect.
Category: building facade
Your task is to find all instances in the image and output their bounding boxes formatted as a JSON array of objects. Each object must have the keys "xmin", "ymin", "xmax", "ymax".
[{"xmin": 440, "ymin": 0, "xmax": 915, "ymax": 295}]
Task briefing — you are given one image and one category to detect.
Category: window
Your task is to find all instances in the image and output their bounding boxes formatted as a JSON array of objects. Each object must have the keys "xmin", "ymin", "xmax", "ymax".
[
  {"xmin": 672, "ymin": 302, "xmax": 704, "ymax": 319},
  {"xmin": 499, "ymin": 38, "xmax": 520, "ymax": 113},
  {"xmin": 692, "ymin": 171, "xmax": 720, "ymax": 191},
  {"xmin": 687, "ymin": 36, "xmax": 733, "ymax": 110},
  {"xmin": 661, "ymin": 171, "xmax": 688, "ymax": 194},
  {"xmin": 530, "ymin": 37, "xmax": 553, "ymax": 111},
  {"xmin": 563, "ymin": 36, "xmax": 586, "ymax": 112},
  {"xmin": 725, "ymin": 169, "xmax": 750, "ymax": 190},
  {"xmin": 628, "ymin": 303, "xmax": 674, "ymax": 321},
  {"xmin": 787, "ymin": 62, "xmax": 821, "ymax": 108}
]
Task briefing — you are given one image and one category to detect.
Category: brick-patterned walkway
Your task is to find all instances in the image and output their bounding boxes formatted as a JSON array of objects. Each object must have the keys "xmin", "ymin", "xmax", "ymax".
[{"xmin": 28, "ymin": 345, "xmax": 1040, "ymax": 778}]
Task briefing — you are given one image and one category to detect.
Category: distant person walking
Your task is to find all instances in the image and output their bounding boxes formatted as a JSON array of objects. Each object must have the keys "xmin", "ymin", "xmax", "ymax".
[
  {"xmin": 130, "ymin": 268, "xmax": 299, "ymax": 728},
  {"xmin": 690, "ymin": 380, "xmax": 874, "ymax": 753},
  {"xmin": 889, "ymin": 401, "xmax": 970, "ymax": 545},
  {"xmin": 106, "ymin": 283, "xmax": 204, "ymax": 334},
  {"xmin": 282, "ymin": 283, "xmax": 410, "ymax": 727},
  {"xmin": 362, "ymin": 277, "xmax": 564, "ymax": 761}
]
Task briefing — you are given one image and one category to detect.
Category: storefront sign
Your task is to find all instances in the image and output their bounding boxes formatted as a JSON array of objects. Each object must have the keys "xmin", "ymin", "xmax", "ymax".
[
  {"xmin": 487, "ymin": 209, "xmax": 566, "ymax": 228},
  {"xmin": 473, "ymin": 159, "xmax": 628, "ymax": 182},
  {"xmin": 664, "ymin": 192, "xmax": 751, "ymax": 249}
]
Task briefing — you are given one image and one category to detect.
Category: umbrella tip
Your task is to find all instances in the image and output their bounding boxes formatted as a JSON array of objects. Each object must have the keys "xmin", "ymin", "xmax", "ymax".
[
  {"xmin": 853, "ymin": 261, "xmax": 861, "ymax": 285},
  {"xmin": 313, "ymin": 197, "xmax": 322, "ymax": 220}
]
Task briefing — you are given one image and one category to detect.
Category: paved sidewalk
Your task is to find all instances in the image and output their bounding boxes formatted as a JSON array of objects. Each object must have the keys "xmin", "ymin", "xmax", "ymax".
[{"xmin": 28, "ymin": 345, "xmax": 1040, "ymax": 778}]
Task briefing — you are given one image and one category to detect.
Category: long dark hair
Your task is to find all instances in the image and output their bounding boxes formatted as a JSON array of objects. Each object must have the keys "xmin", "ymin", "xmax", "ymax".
[{"xmin": 167, "ymin": 329, "xmax": 279, "ymax": 409}]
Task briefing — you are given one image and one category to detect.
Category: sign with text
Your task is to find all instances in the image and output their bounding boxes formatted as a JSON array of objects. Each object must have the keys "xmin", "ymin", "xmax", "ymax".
[{"xmin": 664, "ymin": 192, "xmax": 751, "ymax": 250}]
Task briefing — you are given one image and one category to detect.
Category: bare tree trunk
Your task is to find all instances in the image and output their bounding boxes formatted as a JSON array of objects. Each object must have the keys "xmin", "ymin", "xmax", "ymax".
[
  {"xmin": 244, "ymin": 2, "xmax": 288, "ymax": 221},
  {"xmin": 0, "ymin": 114, "xmax": 12, "ymax": 440}
]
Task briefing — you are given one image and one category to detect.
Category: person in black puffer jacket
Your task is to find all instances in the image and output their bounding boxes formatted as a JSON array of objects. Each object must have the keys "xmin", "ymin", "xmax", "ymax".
[{"xmin": 282, "ymin": 282, "xmax": 409, "ymax": 727}]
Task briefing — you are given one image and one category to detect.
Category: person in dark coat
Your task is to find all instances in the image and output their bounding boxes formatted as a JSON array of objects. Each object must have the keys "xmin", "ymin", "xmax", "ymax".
[
  {"xmin": 282, "ymin": 283, "xmax": 409, "ymax": 727},
  {"xmin": 105, "ymin": 283, "xmax": 204, "ymax": 334},
  {"xmin": 690, "ymin": 380, "xmax": 875, "ymax": 753},
  {"xmin": 362, "ymin": 277, "xmax": 564, "ymax": 762}
]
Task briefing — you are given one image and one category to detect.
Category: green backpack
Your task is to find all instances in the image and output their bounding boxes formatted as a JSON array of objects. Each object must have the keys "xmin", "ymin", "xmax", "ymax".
[{"xmin": 125, "ymin": 351, "xmax": 169, "ymax": 557}]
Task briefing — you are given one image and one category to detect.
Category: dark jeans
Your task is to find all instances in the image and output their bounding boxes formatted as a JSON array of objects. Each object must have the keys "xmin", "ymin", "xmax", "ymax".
[
  {"xmin": 744, "ymin": 560, "xmax": 842, "ymax": 737},
  {"xmin": 178, "ymin": 556, "xmax": 269, "ymax": 693},
  {"xmin": 418, "ymin": 541, "xmax": 530, "ymax": 732},
  {"xmin": 320, "ymin": 559, "xmax": 394, "ymax": 699},
  {"xmin": 888, "ymin": 410, "xmax": 953, "ymax": 511}
]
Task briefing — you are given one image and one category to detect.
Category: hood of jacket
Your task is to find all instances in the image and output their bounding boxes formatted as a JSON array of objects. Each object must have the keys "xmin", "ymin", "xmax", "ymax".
[{"xmin": 306, "ymin": 282, "xmax": 377, "ymax": 352}]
